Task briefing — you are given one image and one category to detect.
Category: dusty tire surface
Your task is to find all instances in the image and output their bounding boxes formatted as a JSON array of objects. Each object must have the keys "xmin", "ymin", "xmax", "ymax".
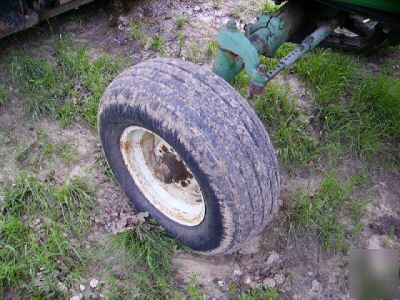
[{"xmin": 98, "ymin": 58, "xmax": 280, "ymax": 255}]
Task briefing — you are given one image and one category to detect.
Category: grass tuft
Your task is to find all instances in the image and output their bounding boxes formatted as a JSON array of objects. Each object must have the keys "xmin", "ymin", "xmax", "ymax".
[
  {"xmin": 0, "ymin": 90, "xmax": 7, "ymax": 106},
  {"xmin": 130, "ymin": 20, "xmax": 147, "ymax": 46},
  {"xmin": 287, "ymin": 172, "xmax": 369, "ymax": 252},
  {"xmin": 232, "ymin": 73, "xmax": 320, "ymax": 169},
  {"xmin": 0, "ymin": 173, "xmax": 95, "ymax": 297},
  {"xmin": 238, "ymin": 286, "xmax": 280, "ymax": 300},
  {"xmin": 294, "ymin": 49, "xmax": 359, "ymax": 104},
  {"xmin": 150, "ymin": 35, "xmax": 166, "ymax": 53},
  {"xmin": 176, "ymin": 15, "xmax": 189, "ymax": 29},
  {"xmin": 5, "ymin": 37, "xmax": 125, "ymax": 128},
  {"xmin": 109, "ymin": 221, "xmax": 182, "ymax": 298},
  {"xmin": 259, "ymin": 0, "xmax": 283, "ymax": 14}
]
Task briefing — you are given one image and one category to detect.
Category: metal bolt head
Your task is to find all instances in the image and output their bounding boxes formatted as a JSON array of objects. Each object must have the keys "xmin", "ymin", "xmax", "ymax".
[{"xmin": 226, "ymin": 19, "xmax": 237, "ymax": 31}]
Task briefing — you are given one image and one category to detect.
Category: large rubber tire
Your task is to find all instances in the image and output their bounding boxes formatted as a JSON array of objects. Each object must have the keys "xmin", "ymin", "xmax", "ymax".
[{"xmin": 98, "ymin": 58, "xmax": 280, "ymax": 255}]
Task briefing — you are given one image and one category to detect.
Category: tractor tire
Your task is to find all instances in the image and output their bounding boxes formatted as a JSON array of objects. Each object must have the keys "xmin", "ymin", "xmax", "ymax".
[{"xmin": 98, "ymin": 58, "xmax": 280, "ymax": 255}]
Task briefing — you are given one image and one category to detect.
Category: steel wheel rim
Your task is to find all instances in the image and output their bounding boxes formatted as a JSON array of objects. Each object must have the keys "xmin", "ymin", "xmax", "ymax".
[{"xmin": 120, "ymin": 126, "xmax": 205, "ymax": 226}]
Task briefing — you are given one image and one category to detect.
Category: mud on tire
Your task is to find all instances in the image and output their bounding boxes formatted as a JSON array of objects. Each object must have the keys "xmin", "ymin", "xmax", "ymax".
[{"xmin": 98, "ymin": 58, "xmax": 280, "ymax": 255}]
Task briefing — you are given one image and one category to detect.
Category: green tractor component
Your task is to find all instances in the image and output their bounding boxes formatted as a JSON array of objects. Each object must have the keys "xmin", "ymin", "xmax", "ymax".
[
  {"xmin": 213, "ymin": 2, "xmax": 336, "ymax": 96},
  {"xmin": 213, "ymin": 0, "xmax": 400, "ymax": 96}
]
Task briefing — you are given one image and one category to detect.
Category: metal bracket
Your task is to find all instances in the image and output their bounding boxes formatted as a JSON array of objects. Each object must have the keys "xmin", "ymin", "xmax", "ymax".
[{"xmin": 213, "ymin": 20, "xmax": 263, "ymax": 85}]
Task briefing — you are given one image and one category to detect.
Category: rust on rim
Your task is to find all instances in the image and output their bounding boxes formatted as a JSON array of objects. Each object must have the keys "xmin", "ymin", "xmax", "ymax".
[{"xmin": 119, "ymin": 126, "xmax": 205, "ymax": 226}]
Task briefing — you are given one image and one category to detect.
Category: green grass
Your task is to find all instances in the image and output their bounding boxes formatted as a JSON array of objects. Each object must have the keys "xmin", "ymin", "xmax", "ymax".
[
  {"xmin": 183, "ymin": 273, "xmax": 203, "ymax": 300},
  {"xmin": 176, "ymin": 32, "xmax": 185, "ymax": 57},
  {"xmin": 287, "ymin": 172, "xmax": 369, "ymax": 252},
  {"xmin": 259, "ymin": 0, "xmax": 283, "ymax": 14},
  {"xmin": 5, "ymin": 37, "xmax": 125, "ymax": 128},
  {"xmin": 14, "ymin": 127, "xmax": 76, "ymax": 169},
  {"xmin": 187, "ymin": 41, "xmax": 202, "ymax": 63},
  {"xmin": 255, "ymin": 82, "xmax": 319, "ymax": 169},
  {"xmin": 150, "ymin": 35, "xmax": 165, "ymax": 53},
  {"xmin": 294, "ymin": 49, "xmax": 400, "ymax": 165},
  {"xmin": 0, "ymin": 173, "xmax": 95, "ymax": 297},
  {"xmin": 175, "ymin": 15, "xmax": 189, "ymax": 29},
  {"xmin": 130, "ymin": 20, "xmax": 147, "ymax": 46},
  {"xmin": 207, "ymin": 39, "xmax": 217, "ymax": 57},
  {"xmin": 108, "ymin": 221, "xmax": 184, "ymax": 298},
  {"xmin": 0, "ymin": 90, "xmax": 7, "ymax": 106},
  {"xmin": 6, "ymin": 53, "xmax": 59, "ymax": 117},
  {"xmin": 233, "ymin": 72, "xmax": 319, "ymax": 169},
  {"xmin": 294, "ymin": 49, "xmax": 359, "ymax": 104},
  {"xmin": 238, "ymin": 286, "xmax": 280, "ymax": 300}
]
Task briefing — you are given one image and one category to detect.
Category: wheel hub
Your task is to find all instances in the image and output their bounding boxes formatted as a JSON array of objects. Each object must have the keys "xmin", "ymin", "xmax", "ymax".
[{"xmin": 119, "ymin": 126, "xmax": 205, "ymax": 226}]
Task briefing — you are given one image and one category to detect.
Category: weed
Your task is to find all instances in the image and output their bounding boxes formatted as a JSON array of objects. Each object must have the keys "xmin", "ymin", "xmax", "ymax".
[
  {"xmin": 184, "ymin": 273, "xmax": 203, "ymax": 300},
  {"xmin": 287, "ymin": 172, "xmax": 369, "ymax": 252},
  {"xmin": 130, "ymin": 20, "xmax": 147, "ymax": 46},
  {"xmin": 207, "ymin": 39, "xmax": 217, "ymax": 57},
  {"xmin": 260, "ymin": 0, "xmax": 283, "ymax": 14},
  {"xmin": 150, "ymin": 35, "xmax": 165, "ymax": 53},
  {"xmin": 238, "ymin": 286, "xmax": 280, "ymax": 300},
  {"xmin": 176, "ymin": 15, "xmax": 189, "ymax": 29},
  {"xmin": 0, "ymin": 173, "xmax": 95, "ymax": 297},
  {"xmin": 109, "ymin": 221, "xmax": 181, "ymax": 297},
  {"xmin": 187, "ymin": 41, "xmax": 202, "ymax": 63},
  {"xmin": 176, "ymin": 32, "xmax": 185, "ymax": 57},
  {"xmin": 0, "ymin": 90, "xmax": 7, "ymax": 106}
]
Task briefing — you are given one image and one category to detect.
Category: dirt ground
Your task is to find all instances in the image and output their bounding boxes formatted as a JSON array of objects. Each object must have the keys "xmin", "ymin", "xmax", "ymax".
[{"xmin": 0, "ymin": 0, "xmax": 399, "ymax": 299}]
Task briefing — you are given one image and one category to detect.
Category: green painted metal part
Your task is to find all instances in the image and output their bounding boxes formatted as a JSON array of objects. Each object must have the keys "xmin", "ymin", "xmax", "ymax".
[
  {"xmin": 335, "ymin": 0, "xmax": 400, "ymax": 13},
  {"xmin": 213, "ymin": 21, "xmax": 261, "ymax": 84},
  {"xmin": 213, "ymin": 6, "xmax": 337, "ymax": 96},
  {"xmin": 213, "ymin": 15, "xmax": 291, "ymax": 89}
]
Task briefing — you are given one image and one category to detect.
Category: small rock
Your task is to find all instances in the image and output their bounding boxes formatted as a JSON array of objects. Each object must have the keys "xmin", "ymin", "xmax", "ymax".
[
  {"xmin": 89, "ymin": 278, "xmax": 99, "ymax": 289},
  {"xmin": 308, "ymin": 271, "xmax": 313, "ymax": 276},
  {"xmin": 70, "ymin": 295, "xmax": 83, "ymax": 300},
  {"xmin": 266, "ymin": 251, "xmax": 280, "ymax": 265},
  {"xmin": 274, "ymin": 274, "xmax": 285, "ymax": 285},
  {"xmin": 234, "ymin": 269, "xmax": 243, "ymax": 276},
  {"xmin": 311, "ymin": 279, "xmax": 321, "ymax": 292},
  {"xmin": 79, "ymin": 284, "xmax": 86, "ymax": 292},
  {"xmin": 244, "ymin": 276, "xmax": 252, "ymax": 285},
  {"xmin": 263, "ymin": 278, "xmax": 276, "ymax": 288}
]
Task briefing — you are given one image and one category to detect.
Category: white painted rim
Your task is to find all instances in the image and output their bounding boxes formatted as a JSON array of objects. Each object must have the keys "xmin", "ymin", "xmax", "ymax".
[{"xmin": 120, "ymin": 126, "xmax": 205, "ymax": 226}]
